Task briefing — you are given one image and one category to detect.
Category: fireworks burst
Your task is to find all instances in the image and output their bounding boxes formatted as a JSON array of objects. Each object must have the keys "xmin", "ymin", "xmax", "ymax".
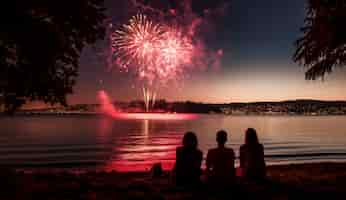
[
  {"xmin": 157, "ymin": 30, "xmax": 194, "ymax": 79},
  {"xmin": 112, "ymin": 14, "xmax": 163, "ymax": 80},
  {"xmin": 111, "ymin": 14, "xmax": 195, "ymax": 111},
  {"xmin": 112, "ymin": 14, "xmax": 194, "ymax": 83}
]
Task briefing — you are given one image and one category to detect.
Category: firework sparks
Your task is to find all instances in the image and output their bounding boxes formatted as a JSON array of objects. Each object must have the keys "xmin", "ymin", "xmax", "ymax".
[
  {"xmin": 112, "ymin": 14, "xmax": 162, "ymax": 82},
  {"xmin": 158, "ymin": 30, "xmax": 194, "ymax": 79},
  {"xmin": 111, "ymin": 14, "xmax": 195, "ymax": 111},
  {"xmin": 112, "ymin": 14, "xmax": 194, "ymax": 83}
]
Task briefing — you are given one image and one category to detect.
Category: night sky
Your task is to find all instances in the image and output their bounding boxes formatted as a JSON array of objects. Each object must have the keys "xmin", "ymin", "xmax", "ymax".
[{"xmin": 69, "ymin": 0, "xmax": 346, "ymax": 104}]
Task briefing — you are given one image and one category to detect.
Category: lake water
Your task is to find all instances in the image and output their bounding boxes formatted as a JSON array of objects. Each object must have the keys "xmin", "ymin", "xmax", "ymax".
[{"xmin": 1, "ymin": 115, "xmax": 346, "ymax": 171}]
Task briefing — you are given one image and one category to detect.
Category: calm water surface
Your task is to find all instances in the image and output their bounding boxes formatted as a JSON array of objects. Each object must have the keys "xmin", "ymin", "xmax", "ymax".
[{"xmin": 1, "ymin": 115, "xmax": 346, "ymax": 171}]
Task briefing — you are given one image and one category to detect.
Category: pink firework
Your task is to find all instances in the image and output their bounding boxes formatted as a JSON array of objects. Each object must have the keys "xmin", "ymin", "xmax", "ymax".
[
  {"xmin": 156, "ymin": 29, "xmax": 194, "ymax": 81},
  {"xmin": 112, "ymin": 14, "xmax": 163, "ymax": 82},
  {"xmin": 112, "ymin": 14, "xmax": 196, "ymax": 111},
  {"xmin": 111, "ymin": 14, "xmax": 194, "ymax": 84}
]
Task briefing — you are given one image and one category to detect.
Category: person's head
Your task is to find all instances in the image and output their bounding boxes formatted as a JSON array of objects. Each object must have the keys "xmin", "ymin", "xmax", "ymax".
[
  {"xmin": 245, "ymin": 128, "xmax": 259, "ymax": 145},
  {"xmin": 216, "ymin": 130, "xmax": 228, "ymax": 146},
  {"xmin": 182, "ymin": 132, "xmax": 198, "ymax": 149}
]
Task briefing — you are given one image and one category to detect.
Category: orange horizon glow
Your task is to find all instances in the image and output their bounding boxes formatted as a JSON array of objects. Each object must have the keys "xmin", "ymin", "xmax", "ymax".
[{"xmin": 19, "ymin": 64, "xmax": 346, "ymax": 108}]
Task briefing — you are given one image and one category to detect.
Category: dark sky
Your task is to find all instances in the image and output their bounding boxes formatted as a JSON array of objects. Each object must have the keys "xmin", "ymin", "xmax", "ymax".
[{"xmin": 68, "ymin": 0, "xmax": 346, "ymax": 104}]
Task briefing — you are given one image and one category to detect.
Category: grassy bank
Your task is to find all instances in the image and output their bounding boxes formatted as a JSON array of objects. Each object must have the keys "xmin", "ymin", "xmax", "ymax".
[{"xmin": 3, "ymin": 163, "xmax": 346, "ymax": 200}]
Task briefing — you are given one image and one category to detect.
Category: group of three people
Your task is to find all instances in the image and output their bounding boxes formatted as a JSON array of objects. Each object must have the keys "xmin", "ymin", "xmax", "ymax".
[{"xmin": 174, "ymin": 128, "xmax": 266, "ymax": 186}]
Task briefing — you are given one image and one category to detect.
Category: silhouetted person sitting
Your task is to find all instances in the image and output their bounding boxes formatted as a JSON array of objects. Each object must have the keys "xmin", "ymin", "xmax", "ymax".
[
  {"xmin": 206, "ymin": 130, "xmax": 235, "ymax": 186},
  {"xmin": 239, "ymin": 128, "xmax": 266, "ymax": 181},
  {"xmin": 173, "ymin": 132, "xmax": 203, "ymax": 186}
]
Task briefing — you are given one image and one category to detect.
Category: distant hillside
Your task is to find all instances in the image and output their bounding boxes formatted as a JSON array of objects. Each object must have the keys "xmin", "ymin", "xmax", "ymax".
[{"xmin": 14, "ymin": 99, "xmax": 346, "ymax": 115}]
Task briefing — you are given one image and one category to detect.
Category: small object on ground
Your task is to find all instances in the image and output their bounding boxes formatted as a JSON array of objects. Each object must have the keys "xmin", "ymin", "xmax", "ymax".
[{"xmin": 150, "ymin": 163, "xmax": 163, "ymax": 178}]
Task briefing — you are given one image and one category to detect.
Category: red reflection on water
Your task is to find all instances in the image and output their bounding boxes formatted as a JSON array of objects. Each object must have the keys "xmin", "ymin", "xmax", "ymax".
[
  {"xmin": 110, "ymin": 113, "xmax": 196, "ymax": 120},
  {"xmin": 105, "ymin": 139, "xmax": 178, "ymax": 172},
  {"xmin": 98, "ymin": 90, "xmax": 197, "ymax": 120},
  {"xmin": 100, "ymin": 118, "xmax": 181, "ymax": 172},
  {"xmin": 97, "ymin": 90, "xmax": 197, "ymax": 171}
]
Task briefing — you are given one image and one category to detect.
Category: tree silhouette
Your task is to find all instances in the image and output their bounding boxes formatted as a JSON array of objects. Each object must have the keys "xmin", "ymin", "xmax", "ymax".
[
  {"xmin": 0, "ymin": 0, "xmax": 106, "ymax": 114},
  {"xmin": 294, "ymin": 0, "xmax": 346, "ymax": 80}
]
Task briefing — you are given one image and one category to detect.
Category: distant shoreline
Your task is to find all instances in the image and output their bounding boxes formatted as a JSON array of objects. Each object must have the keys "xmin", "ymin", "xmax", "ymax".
[
  {"xmin": 3, "ymin": 99, "xmax": 346, "ymax": 116},
  {"xmin": 2, "ymin": 112, "xmax": 346, "ymax": 117}
]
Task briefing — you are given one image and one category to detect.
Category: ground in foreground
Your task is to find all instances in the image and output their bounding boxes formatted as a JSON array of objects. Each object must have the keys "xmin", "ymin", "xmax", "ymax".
[{"xmin": 3, "ymin": 163, "xmax": 346, "ymax": 200}]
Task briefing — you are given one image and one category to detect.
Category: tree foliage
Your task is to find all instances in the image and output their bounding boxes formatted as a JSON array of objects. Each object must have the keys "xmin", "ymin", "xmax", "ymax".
[
  {"xmin": 294, "ymin": 0, "xmax": 346, "ymax": 80},
  {"xmin": 0, "ymin": 0, "xmax": 106, "ymax": 113}
]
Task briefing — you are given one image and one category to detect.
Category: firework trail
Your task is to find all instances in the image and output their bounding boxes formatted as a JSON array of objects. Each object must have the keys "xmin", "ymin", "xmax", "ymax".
[
  {"xmin": 98, "ymin": 90, "xmax": 197, "ymax": 120},
  {"xmin": 112, "ymin": 14, "xmax": 162, "ymax": 111}
]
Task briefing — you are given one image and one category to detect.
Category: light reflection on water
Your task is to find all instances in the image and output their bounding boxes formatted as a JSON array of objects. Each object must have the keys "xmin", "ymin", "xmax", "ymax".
[{"xmin": 1, "ymin": 115, "xmax": 346, "ymax": 171}]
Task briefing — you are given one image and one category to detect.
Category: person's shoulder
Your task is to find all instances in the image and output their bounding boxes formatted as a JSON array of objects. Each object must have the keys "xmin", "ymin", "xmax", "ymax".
[
  {"xmin": 195, "ymin": 149, "xmax": 203, "ymax": 158},
  {"xmin": 259, "ymin": 143, "xmax": 264, "ymax": 149},
  {"xmin": 208, "ymin": 148, "xmax": 218, "ymax": 153},
  {"xmin": 225, "ymin": 147, "xmax": 234, "ymax": 152},
  {"xmin": 197, "ymin": 149, "xmax": 203, "ymax": 155},
  {"xmin": 208, "ymin": 148, "xmax": 222, "ymax": 156},
  {"xmin": 225, "ymin": 147, "xmax": 235, "ymax": 155},
  {"xmin": 176, "ymin": 146, "xmax": 184, "ymax": 153},
  {"xmin": 177, "ymin": 146, "xmax": 183, "ymax": 150},
  {"xmin": 240, "ymin": 144, "xmax": 247, "ymax": 152}
]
